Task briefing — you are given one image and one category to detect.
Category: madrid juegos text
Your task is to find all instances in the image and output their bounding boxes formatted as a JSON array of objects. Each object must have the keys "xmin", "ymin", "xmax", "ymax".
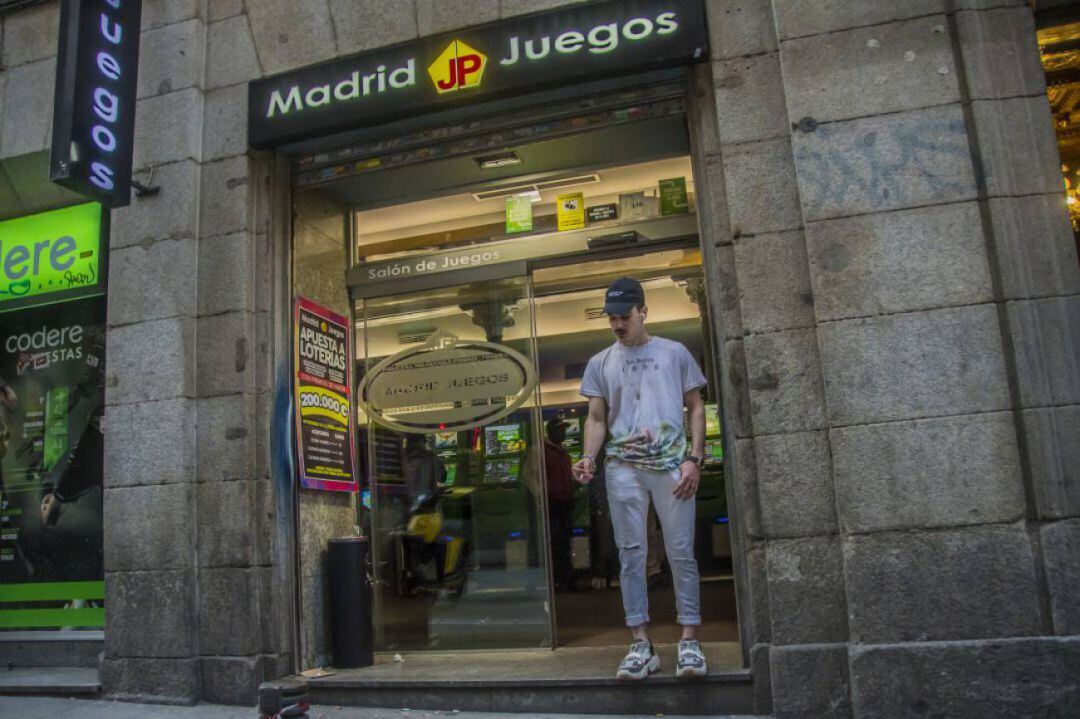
[{"xmin": 264, "ymin": 9, "xmax": 682, "ymax": 118}]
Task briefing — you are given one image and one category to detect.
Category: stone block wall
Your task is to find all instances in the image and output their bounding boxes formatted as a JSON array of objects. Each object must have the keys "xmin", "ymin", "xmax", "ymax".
[
  {"xmin": 1, "ymin": 0, "xmax": 1077, "ymax": 712},
  {"xmin": 699, "ymin": 0, "xmax": 1080, "ymax": 716}
]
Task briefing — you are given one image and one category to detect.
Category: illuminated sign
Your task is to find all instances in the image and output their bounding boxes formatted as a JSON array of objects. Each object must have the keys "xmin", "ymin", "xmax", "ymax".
[
  {"xmin": 249, "ymin": 0, "xmax": 707, "ymax": 147},
  {"xmin": 0, "ymin": 204, "xmax": 106, "ymax": 311},
  {"xmin": 49, "ymin": 0, "xmax": 143, "ymax": 208},
  {"xmin": 429, "ymin": 40, "xmax": 487, "ymax": 94}
]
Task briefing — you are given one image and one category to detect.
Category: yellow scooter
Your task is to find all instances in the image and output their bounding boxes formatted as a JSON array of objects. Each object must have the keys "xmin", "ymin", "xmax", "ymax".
[{"xmin": 391, "ymin": 489, "xmax": 467, "ymax": 599}]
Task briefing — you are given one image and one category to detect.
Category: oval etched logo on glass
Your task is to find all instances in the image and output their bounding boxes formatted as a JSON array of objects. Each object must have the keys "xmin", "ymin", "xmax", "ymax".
[{"xmin": 359, "ymin": 331, "xmax": 536, "ymax": 433}]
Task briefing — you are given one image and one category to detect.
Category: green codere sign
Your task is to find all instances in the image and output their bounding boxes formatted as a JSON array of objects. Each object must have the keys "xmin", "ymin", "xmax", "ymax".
[{"xmin": 0, "ymin": 203, "xmax": 103, "ymax": 308}]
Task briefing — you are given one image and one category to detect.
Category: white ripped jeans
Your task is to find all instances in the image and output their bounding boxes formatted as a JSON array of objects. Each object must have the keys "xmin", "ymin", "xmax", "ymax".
[{"xmin": 606, "ymin": 459, "xmax": 702, "ymax": 627}]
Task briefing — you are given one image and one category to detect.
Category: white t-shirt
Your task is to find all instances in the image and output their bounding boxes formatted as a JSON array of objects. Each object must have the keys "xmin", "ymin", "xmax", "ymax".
[{"xmin": 579, "ymin": 336, "xmax": 707, "ymax": 471}]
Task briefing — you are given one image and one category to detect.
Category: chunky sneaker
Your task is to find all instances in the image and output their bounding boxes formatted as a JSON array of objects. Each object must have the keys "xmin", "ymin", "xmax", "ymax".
[
  {"xmin": 616, "ymin": 639, "xmax": 660, "ymax": 681},
  {"xmin": 676, "ymin": 639, "xmax": 707, "ymax": 679}
]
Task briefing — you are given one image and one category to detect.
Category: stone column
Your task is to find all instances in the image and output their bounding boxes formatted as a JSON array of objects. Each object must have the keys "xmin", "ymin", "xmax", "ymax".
[
  {"xmin": 698, "ymin": 0, "xmax": 1080, "ymax": 716},
  {"xmin": 98, "ymin": 0, "xmax": 207, "ymax": 703},
  {"xmin": 702, "ymin": 2, "xmax": 847, "ymax": 715},
  {"xmin": 97, "ymin": 0, "xmax": 285, "ymax": 704}
]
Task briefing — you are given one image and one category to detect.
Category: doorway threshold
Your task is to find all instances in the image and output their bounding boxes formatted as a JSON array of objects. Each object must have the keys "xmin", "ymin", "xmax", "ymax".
[{"xmin": 273, "ymin": 642, "xmax": 753, "ymax": 716}]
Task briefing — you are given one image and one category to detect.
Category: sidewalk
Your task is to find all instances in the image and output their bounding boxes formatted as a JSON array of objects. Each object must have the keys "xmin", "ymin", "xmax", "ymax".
[{"xmin": 0, "ymin": 696, "xmax": 761, "ymax": 719}]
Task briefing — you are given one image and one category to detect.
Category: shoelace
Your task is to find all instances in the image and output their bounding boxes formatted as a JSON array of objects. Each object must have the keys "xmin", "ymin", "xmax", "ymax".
[
  {"xmin": 623, "ymin": 640, "xmax": 652, "ymax": 665},
  {"xmin": 678, "ymin": 640, "xmax": 703, "ymax": 665}
]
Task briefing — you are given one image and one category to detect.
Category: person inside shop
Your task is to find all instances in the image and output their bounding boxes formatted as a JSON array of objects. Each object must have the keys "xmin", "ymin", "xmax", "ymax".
[
  {"xmin": 402, "ymin": 434, "xmax": 446, "ymax": 507},
  {"xmin": 572, "ymin": 277, "xmax": 708, "ymax": 681},
  {"xmin": 543, "ymin": 417, "xmax": 576, "ymax": 592}
]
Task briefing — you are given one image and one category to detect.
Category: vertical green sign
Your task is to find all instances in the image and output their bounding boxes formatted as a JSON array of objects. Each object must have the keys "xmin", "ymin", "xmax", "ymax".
[
  {"xmin": 659, "ymin": 177, "xmax": 689, "ymax": 216},
  {"xmin": 505, "ymin": 194, "xmax": 534, "ymax": 234},
  {"xmin": 0, "ymin": 203, "xmax": 103, "ymax": 308}
]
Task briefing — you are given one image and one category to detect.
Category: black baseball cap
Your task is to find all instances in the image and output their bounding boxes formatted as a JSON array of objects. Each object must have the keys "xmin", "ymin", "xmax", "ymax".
[{"xmin": 603, "ymin": 277, "xmax": 645, "ymax": 315}]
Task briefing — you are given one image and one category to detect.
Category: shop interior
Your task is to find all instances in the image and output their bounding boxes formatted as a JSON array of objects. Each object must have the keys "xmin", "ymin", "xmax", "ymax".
[
  {"xmin": 1040, "ymin": 12, "xmax": 1080, "ymax": 262},
  {"xmin": 291, "ymin": 84, "xmax": 739, "ymax": 658}
]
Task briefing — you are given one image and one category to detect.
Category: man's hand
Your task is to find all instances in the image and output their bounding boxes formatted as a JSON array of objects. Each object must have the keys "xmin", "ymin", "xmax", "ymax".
[
  {"xmin": 572, "ymin": 456, "xmax": 596, "ymax": 484},
  {"xmin": 673, "ymin": 460, "xmax": 700, "ymax": 500},
  {"xmin": 41, "ymin": 493, "xmax": 62, "ymax": 526}
]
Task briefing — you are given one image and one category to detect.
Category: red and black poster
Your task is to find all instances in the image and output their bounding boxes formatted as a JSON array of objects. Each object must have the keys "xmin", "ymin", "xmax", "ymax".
[{"xmin": 293, "ymin": 298, "xmax": 357, "ymax": 493}]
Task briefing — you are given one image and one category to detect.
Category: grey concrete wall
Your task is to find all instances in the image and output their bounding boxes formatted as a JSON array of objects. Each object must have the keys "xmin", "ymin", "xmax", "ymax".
[{"xmin": 700, "ymin": 0, "xmax": 1080, "ymax": 716}]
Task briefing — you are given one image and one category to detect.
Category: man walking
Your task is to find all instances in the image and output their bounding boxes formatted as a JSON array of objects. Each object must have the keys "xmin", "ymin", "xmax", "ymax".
[{"xmin": 572, "ymin": 277, "xmax": 708, "ymax": 681}]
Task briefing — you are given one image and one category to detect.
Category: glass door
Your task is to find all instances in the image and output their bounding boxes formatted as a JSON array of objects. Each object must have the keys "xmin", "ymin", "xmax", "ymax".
[
  {"xmin": 528, "ymin": 245, "xmax": 737, "ymax": 648},
  {"xmin": 355, "ymin": 275, "xmax": 553, "ymax": 651}
]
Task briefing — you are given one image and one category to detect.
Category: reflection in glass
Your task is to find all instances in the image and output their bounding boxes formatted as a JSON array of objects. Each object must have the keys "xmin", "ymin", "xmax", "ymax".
[{"xmin": 357, "ymin": 276, "xmax": 552, "ymax": 651}]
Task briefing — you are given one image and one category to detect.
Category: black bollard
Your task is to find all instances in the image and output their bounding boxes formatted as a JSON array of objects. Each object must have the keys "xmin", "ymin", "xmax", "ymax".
[{"xmin": 327, "ymin": 536, "xmax": 375, "ymax": 668}]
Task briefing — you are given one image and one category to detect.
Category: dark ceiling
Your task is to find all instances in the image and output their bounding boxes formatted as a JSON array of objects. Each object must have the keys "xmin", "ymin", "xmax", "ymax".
[{"xmin": 316, "ymin": 114, "xmax": 691, "ymax": 211}]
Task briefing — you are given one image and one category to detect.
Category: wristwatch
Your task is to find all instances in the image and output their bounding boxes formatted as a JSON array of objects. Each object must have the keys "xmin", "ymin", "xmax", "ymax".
[{"xmin": 685, "ymin": 455, "xmax": 705, "ymax": 469}]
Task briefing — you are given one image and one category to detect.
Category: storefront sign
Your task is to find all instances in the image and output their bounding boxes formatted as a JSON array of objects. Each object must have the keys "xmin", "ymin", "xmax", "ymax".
[
  {"xmin": 249, "ymin": 0, "xmax": 708, "ymax": 147},
  {"xmin": 293, "ymin": 298, "xmax": 357, "ymax": 493},
  {"xmin": 556, "ymin": 192, "xmax": 585, "ymax": 231},
  {"xmin": 0, "ymin": 296, "xmax": 106, "ymax": 628},
  {"xmin": 350, "ymin": 212, "xmax": 699, "ymax": 297},
  {"xmin": 359, "ymin": 332, "xmax": 536, "ymax": 434},
  {"xmin": 0, "ymin": 204, "xmax": 106, "ymax": 311},
  {"xmin": 49, "ymin": 0, "xmax": 143, "ymax": 208}
]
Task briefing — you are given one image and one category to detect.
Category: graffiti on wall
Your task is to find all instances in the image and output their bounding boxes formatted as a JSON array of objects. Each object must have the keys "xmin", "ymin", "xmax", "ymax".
[{"xmin": 792, "ymin": 108, "xmax": 975, "ymax": 220}]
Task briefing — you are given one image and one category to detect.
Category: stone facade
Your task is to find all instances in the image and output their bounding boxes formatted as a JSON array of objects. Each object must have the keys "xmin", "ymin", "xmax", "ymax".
[{"xmin": 0, "ymin": 0, "xmax": 1077, "ymax": 714}]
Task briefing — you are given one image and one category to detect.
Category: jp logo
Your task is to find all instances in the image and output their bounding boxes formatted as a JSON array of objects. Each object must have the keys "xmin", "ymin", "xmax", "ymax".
[{"xmin": 428, "ymin": 40, "xmax": 486, "ymax": 94}]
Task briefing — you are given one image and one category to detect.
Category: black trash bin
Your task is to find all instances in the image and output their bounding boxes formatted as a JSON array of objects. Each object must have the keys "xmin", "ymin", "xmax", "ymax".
[{"xmin": 327, "ymin": 536, "xmax": 374, "ymax": 668}]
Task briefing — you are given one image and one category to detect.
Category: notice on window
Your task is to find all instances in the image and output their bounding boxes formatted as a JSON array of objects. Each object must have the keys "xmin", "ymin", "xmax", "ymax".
[
  {"xmin": 619, "ymin": 191, "xmax": 647, "ymax": 221},
  {"xmin": 505, "ymin": 194, "xmax": 533, "ymax": 234},
  {"xmin": 556, "ymin": 192, "xmax": 585, "ymax": 231},
  {"xmin": 659, "ymin": 177, "xmax": 689, "ymax": 215},
  {"xmin": 294, "ymin": 298, "xmax": 357, "ymax": 493},
  {"xmin": 587, "ymin": 203, "xmax": 618, "ymax": 224}
]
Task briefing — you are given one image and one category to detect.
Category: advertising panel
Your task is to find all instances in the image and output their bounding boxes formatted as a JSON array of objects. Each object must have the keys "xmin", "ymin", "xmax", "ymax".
[
  {"xmin": 249, "ymin": 0, "xmax": 708, "ymax": 147},
  {"xmin": 0, "ymin": 203, "xmax": 107, "ymax": 312},
  {"xmin": 49, "ymin": 0, "xmax": 143, "ymax": 208},
  {"xmin": 659, "ymin": 176, "xmax": 689, "ymax": 215},
  {"xmin": 294, "ymin": 298, "xmax": 357, "ymax": 493},
  {"xmin": 556, "ymin": 192, "xmax": 585, "ymax": 231},
  {"xmin": 0, "ymin": 296, "xmax": 106, "ymax": 629},
  {"xmin": 505, "ymin": 194, "xmax": 534, "ymax": 233}
]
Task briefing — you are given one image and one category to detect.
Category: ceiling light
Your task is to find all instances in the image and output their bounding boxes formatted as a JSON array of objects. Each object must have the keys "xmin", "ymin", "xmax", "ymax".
[
  {"xmin": 472, "ymin": 173, "xmax": 601, "ymax": 201},
  {"xmin": 475, "ymin": 152, "xmax": 523, "ymax": 169}
]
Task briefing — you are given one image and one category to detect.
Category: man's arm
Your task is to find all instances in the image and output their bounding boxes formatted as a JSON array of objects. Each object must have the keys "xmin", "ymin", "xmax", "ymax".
[
  {"xmin": 685, "ymin": 388, "xmax": 705, "ymax": 459},
  {"xmin": 572, "ymin": 396, "xmax": 607, "ymax": 483},
  {"xmin": 673, "ymin": 388, "xmax": 706, "ymax": 500}
]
